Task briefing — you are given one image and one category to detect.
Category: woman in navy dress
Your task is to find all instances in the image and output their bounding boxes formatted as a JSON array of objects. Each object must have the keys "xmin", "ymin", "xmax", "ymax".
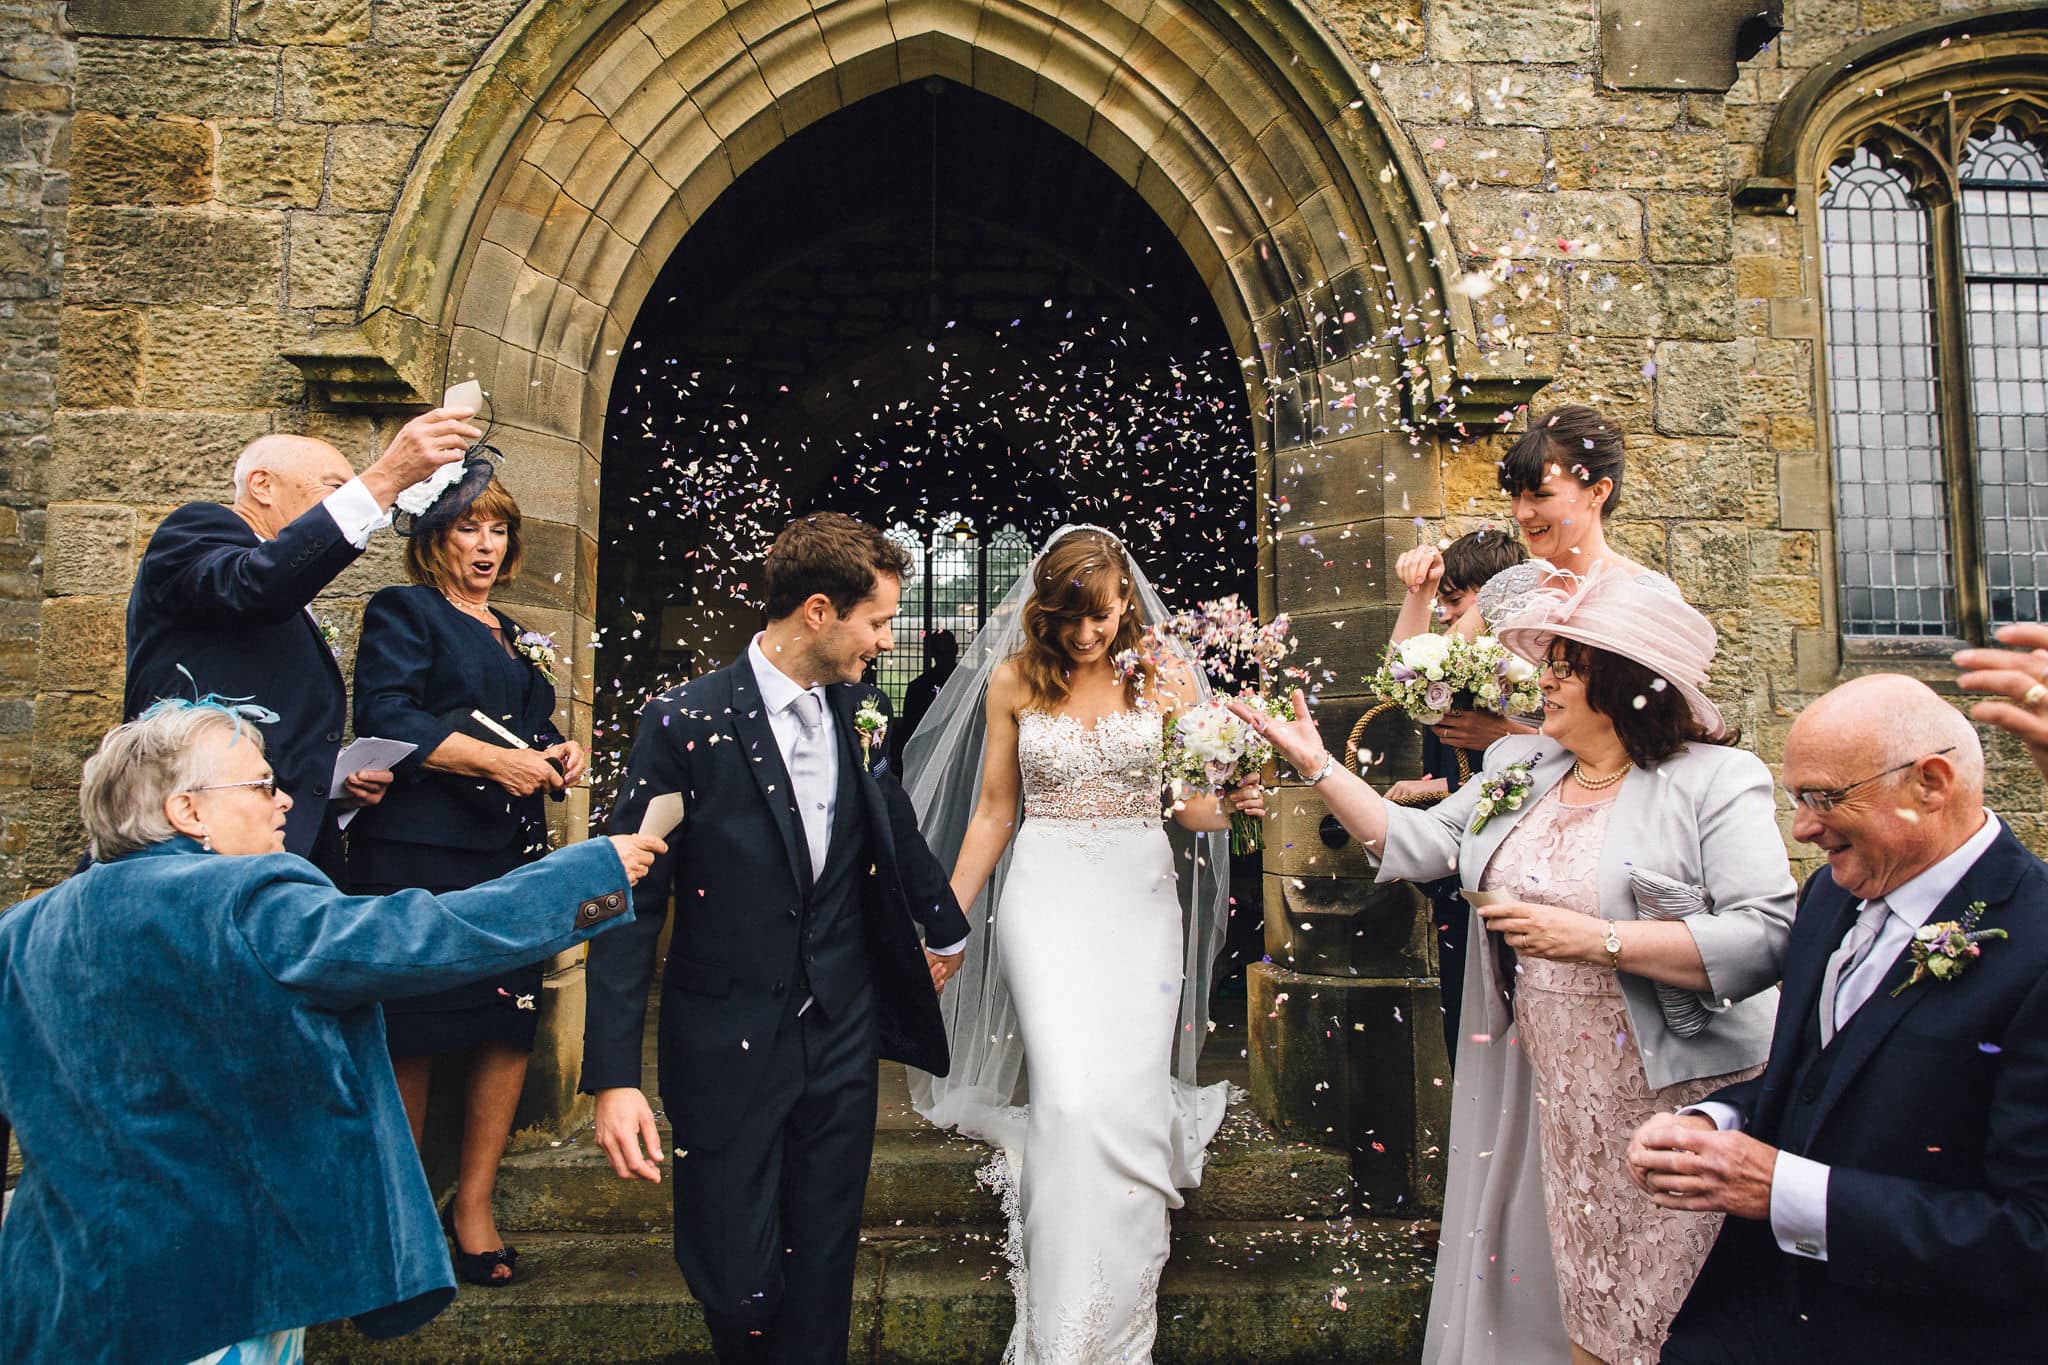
[{"xmin": 347, "ymin": 477, "xmax": 583, "ymax": 1287}]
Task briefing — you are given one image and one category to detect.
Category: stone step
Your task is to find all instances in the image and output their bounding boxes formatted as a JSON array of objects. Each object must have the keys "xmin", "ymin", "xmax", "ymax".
[
  {"xmin": 306, "ymin": 1221, "xmax": 1433, "ymax": 1364},
  {"xmin": 496, "ymin": 1105, "xmax": 1354, "ymax": 1235}
]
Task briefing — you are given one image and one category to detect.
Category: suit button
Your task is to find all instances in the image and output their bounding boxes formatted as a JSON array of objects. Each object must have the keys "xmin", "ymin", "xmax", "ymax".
[
  {"xmin": 604, "ymin": 893, "xmax": 622, "ymax": 909},
  {"xmin": 324, "ymin": 731, "xmax": 341, "ymax": 743},
  {"xmin": 773, "ymin": 981, "xmax": 786, "ymax": 996},
  {"xmin": 580, "ymin": 903, "xmax": 600, "ymax": 922}
]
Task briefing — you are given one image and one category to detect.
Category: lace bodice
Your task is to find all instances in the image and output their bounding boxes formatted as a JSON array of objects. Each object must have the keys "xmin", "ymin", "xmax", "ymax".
[{"xmin": 1016, "ymin": 708, "xmax": 1164, "ymax": 824}]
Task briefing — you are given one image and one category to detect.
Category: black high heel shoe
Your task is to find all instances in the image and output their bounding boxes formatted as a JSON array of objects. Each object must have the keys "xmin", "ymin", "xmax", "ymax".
[{"xmin": 440, "ymin": 1197, "xmax": 519, "ymax": 1288}]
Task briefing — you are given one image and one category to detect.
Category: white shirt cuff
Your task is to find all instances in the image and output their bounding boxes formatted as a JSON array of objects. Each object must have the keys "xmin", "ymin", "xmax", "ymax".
[
  {"xmin": 1768, "ymin": 1149, "xmax": 1830, "ymax": 1261},
  {"xmin": 1682, "ymin": 1101, "xmax": 1744, "ymax": 1132},
  {"xmin": 927, "ymin": 936, "xmax": 968, "ymax": 957},
  {"xmin": 323, "ymin": 478, "xmax": 392, "ymax": 549}
]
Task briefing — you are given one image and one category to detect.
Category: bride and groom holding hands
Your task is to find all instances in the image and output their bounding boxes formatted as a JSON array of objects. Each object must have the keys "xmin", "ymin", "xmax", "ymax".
[{"xmin": 584, "ymin": 512, "xmax": 1262, "ymax": 1363}]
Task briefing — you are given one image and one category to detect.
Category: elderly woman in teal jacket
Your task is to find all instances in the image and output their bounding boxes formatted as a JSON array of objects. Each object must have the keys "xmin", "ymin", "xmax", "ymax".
[{"xmin": 0, "ymin": 699, "xmax": 666, "ymax": 1365}]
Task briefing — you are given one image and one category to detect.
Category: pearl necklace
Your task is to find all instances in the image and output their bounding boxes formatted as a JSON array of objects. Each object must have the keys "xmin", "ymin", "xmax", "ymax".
[
  {"xmin": 442, "ymin": 590, "xmax": 495, "ymax": 622},
  {"xmin": 1570, "ymin": 759, "xmax": 1631, "ymax": 790}
]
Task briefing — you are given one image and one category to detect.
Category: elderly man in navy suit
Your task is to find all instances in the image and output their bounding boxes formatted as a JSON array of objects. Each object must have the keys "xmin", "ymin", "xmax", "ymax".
[
  {"xmin": 1627, "ymin": 674, "xmax": 2048, "ymax": 1364},
  {"xmin": 123, "ymin": 408, "xmax": 481, "ymax": 871}
]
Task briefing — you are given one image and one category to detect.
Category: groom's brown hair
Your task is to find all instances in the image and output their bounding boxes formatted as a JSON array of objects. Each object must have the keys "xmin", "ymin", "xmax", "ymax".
[{"xmin": 761, "ymin": 512, "xmax": 911, "ymax": 621}]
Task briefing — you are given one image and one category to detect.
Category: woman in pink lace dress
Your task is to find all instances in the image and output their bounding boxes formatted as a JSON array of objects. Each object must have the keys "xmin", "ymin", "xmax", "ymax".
[{"xmin": 1238, "ymin": 570, "xmax": 1797, "ymax": 1365}]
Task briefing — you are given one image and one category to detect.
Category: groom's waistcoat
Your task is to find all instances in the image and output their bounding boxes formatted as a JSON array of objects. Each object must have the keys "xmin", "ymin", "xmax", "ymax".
[{"xmin": 792, "ymin": 726, "xmax": 873, "ymax": 1021}]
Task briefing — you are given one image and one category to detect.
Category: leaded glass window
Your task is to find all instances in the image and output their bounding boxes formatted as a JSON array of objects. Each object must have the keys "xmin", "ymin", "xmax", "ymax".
[
  {"xmin": 875, "ymin": 518, "xmax": 1033, "ymax": 705},
  {"xmin": 1961, "ymin": 125, "xmax": 2048, "ymax": 626},
  {"xmin": 1819, "ymin": 117, "xmax": 2048, "ymax": 642},
  {"xmin": 1820, "ymin": 148, "xmax": 1951, "ymax": 636}
]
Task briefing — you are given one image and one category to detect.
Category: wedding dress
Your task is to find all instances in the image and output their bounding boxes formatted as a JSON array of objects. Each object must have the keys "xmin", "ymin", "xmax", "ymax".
[
  {"xmin": 901, "ymin": 525, "xmax": 1233, "ymax": 1365},
  {"xmin": 991, "ymin": 706, "xmax": 1229, "ymax": 1361}
]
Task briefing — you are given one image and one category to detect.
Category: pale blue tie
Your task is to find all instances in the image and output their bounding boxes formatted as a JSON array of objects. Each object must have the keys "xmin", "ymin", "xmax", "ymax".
[
  {"xmin": 786, "ymin": 689, "xmax": 830, "ymax": 882},
  {"xmin": 1818, "ymin": 897, "xmax": 1890, "ymax": 1047}
]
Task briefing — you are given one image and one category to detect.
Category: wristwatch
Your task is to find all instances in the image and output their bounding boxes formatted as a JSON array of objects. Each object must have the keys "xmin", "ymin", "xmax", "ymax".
[{"xmin": 1602, "ymin": 922, "xmax": 1623, "ymax": 970}]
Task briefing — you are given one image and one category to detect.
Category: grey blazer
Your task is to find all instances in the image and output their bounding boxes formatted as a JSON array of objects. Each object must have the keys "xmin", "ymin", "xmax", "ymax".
[{"xmin": 1376, "ymin": 733, "xmax": 1795, "ymax": 1090}]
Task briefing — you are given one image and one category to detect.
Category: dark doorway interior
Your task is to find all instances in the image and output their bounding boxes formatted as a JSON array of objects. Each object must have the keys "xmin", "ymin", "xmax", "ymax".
[{"xmin": 595, "ymin": 76, "xmax": 1255, "ymax": 716}]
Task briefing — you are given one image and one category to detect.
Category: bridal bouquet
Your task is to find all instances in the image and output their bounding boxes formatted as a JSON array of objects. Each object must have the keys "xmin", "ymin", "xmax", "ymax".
[
  {"xmin": 1129, "ymin": 595, "xmax": 1301, "ymax": 854},
  {"xmin": 1164, "ymin": 692, "xmax": 1294, "ymax": 855},
  {"xmin": 1370, "ymin": 633, "xmax": 1541, "ymax": 726}
]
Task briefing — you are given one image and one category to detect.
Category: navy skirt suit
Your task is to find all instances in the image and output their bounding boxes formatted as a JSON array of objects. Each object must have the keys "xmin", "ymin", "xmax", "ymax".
[{"xmin": 347, "ymin": 584, "xmax": 564, "ymax": 1055}]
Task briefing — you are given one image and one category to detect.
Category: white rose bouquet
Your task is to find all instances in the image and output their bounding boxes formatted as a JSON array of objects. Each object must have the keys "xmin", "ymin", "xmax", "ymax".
[
  {"xmin": 1370, "ymin": 633, "xmax": 1540, "ymax": 726},
  {"xmin": 1163, "ymin": 692, "xmax": 1294, "ymax": 854}
]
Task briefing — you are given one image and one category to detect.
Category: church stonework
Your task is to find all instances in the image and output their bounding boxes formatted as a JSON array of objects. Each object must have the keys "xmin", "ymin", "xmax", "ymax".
[{"xmin": 11, "ymin": 0, "xmax": 2048, "ymax": 1191}]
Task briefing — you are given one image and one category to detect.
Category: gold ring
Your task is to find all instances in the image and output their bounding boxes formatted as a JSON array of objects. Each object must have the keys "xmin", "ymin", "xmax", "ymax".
[{"xmin": 2024, "ymin": 683, "xmax": 2048, "ymax": 712}]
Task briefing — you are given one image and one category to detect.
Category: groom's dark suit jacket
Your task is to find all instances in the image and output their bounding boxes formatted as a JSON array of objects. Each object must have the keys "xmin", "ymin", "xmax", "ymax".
[
  {"xmin": 583, "ymin": 656, "xmax": 969, "ymax": 1150},
  {"xmin": 1669, "ymin": 822, "xmax": 2048, "ymax": 1363}
]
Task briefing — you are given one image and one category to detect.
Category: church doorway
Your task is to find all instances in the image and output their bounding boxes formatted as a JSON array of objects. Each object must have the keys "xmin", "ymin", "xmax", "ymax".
[{"xmin": 590, "ymin": 79, "xmax": 1255, "ymax": 739}]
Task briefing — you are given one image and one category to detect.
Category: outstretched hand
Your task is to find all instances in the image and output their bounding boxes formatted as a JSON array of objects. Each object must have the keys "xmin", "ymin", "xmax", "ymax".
[
  {"xmin": 1955, "ymin": 622, "xmax": 2048, "ymax": 783},
  {"xmin": 358, "ymin": 406, "xmax": 484, "ymax": 507},
  {"xmin": 1227, "ymin": 688, "xmax": 1327, "ymax": 776},
  {"xmin": 606, "ymin": 833, "xmax": 668, "ymax": 885}
]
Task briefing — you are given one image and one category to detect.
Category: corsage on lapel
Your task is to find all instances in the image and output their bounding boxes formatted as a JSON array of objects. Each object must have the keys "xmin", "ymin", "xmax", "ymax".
[
  {"xmin": 854, "ymin": 693, "xmax": 888, "ymax": 770},
  {"xmin": 513, "ymin": 630, "xmax": 558, "ymax": 685},
  {"xmin": 1891, "ymin": 899, "xmax": 2007, "ymax": 997},
  {"xmin": 1468, "ymin": 755, "xmax": 1540, "ymax": 835}
]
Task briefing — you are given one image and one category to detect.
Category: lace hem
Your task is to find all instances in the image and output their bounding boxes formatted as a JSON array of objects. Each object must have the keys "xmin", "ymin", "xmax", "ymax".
[{"xmin": 982, "ymin": 1150, "xmax": 1164, "ymax": 1365}]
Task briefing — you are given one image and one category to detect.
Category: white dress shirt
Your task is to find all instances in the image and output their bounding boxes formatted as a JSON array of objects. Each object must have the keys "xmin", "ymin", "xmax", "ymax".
[
  {"xmin": 1689, "ymin": 810, "xmax": 2003, "ymax": 1261},
  {"xmin": 322, "ymin": 478, "xmax": 391, "ymax": 549},
  {"xmin": 745, "ymin": 635, "xmax": 967, "ymax": 960}
]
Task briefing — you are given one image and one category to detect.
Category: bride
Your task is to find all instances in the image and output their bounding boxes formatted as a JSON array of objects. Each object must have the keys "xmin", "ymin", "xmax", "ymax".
[{"xmin": 902, "ymin": 526, "xmax": 1263, "ymax": 1363}]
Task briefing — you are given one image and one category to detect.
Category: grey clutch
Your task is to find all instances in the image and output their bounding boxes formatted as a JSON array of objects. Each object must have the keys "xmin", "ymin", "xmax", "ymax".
[{"xmin": 1627, "ymin": 866, "xmax": 1716, "ymax": 1039}]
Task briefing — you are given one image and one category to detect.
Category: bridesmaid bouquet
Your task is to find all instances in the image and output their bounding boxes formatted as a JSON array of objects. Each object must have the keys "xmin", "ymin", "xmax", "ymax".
[
  {"xmin": 1370, "ymin": 633, "xmax": 1540, "ymax": 726},
  {"xmin": 1164, "ymin": 693, "xmax": 1295, "ymax": 854}
]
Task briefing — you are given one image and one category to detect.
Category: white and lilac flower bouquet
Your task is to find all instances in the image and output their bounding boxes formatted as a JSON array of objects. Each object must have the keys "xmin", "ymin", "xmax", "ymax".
[
  {"xmin": 1369, "ymin": 633, "xmax": 1540, "ymax": 726},
  {"xmin": 1164, "ymin": 692, "xmax": 1295, "ymax": 854}
]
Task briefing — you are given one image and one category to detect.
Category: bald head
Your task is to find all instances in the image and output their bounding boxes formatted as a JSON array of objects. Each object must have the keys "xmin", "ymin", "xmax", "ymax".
[
  {"xmin": 231, "ymin": 435, "xmax": 355, "ymax": 537},
  {"xmin": 232, "ymin": 435, "xmax": 346, "ymax": 499},
  {"xmin": 1786, "ymin": 673, "xmax": 1987, "ymax": 900},
  {"xmin": 1792, "ymin": 674, "xmax": 1984, "ymax": 797}
]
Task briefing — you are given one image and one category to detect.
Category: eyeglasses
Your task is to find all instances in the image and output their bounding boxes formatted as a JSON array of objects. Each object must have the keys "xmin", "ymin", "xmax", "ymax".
[
  {"xmin": 1784, "ymin": 746, "xmax": 1955, "ymax": 814},
  {"xmin": 1541, "ymin": 655, "xmax": 1580, "ymax": 683},
  {"xmin": 190, "ymin": 776, "xmax": 280, "ymax": 800}
]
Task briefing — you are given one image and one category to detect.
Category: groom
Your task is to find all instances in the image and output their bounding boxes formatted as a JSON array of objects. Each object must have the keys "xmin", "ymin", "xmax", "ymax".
[{"xmin": 584, "ymin": 512, "xmax": 970, "ymax": 1364}]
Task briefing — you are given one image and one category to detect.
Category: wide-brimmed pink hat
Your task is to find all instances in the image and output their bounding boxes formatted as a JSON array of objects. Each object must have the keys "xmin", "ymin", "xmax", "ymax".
[{"xmin": 1495, "ymin": 566, "xmax": 1726, "ymax": 739}]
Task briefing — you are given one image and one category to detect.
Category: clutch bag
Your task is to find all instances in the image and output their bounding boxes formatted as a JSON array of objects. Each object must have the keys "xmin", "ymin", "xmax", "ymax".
[{"xmin": 1627, "ymin": 866, "xmax": 1715, "ymax": 1039}]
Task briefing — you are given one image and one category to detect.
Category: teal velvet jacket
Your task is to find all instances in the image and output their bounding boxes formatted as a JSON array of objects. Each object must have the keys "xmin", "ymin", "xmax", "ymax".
[{"xmin": 0, "ymin": 835, "xmax": 634, "ymax": 1364}]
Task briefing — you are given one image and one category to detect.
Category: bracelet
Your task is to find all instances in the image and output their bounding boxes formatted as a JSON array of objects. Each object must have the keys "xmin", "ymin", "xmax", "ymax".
[{"xmin": 1304, "ymin": 752, "xmax": 1337, "ymax": 785}]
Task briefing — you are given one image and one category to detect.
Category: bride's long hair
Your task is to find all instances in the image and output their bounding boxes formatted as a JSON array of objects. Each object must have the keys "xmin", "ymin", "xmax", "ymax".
[{"xmin": 1014, "ymin": 528, "xmax": 1155, "ymax": 711}]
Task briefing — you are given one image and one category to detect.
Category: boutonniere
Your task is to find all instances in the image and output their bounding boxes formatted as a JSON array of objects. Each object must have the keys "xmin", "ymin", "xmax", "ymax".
[
  {"xmin": 317, "ymin": 616, "xmax": 342, "ymax": 660},
  {"xmin": 1891, "ymin": 900, "xmax": 2007, "ymax": 997},
  {"xmin": 1468, "ymin": 754, "xmax": 1540, "ymax": 835},
  {"xmin": 513, "ymin": 630, "xmax": 558, "ymax": 685},
  {"xmin": 854, "ymin": 694, "xmax": 888, "ymax": 769}
]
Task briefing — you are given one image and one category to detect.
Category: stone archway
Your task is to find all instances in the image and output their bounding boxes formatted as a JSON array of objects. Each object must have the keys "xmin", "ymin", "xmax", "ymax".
[{"xmin": 305, "ymin": 0, "xmax": 1540, "ymax": 1172}]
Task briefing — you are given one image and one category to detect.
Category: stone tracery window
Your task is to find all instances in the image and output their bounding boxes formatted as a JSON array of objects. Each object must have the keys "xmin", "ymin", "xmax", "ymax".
[
  {"xmin": 1818, "ymin": 103, "xmax": 2048, "ymax": 641},
  {"xmin": 876, "ymin": 518, "xmax": 1032, "ymax": 704}
]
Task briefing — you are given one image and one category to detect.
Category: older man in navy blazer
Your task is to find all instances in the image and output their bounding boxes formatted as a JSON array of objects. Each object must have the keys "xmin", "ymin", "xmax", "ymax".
[
  {"xmin": 1629, "ymin": 674, "xmax": 2048, "ymax": 1364},
  {"xmin": 122, "ymin": 408, "xmax": 480, "ymax": 869}
]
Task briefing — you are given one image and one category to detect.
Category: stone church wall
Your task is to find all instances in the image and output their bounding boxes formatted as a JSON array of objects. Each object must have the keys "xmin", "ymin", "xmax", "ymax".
[{"xmin": 4, "ymin": 0, "xmax": 2042, "ymax": 903}]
